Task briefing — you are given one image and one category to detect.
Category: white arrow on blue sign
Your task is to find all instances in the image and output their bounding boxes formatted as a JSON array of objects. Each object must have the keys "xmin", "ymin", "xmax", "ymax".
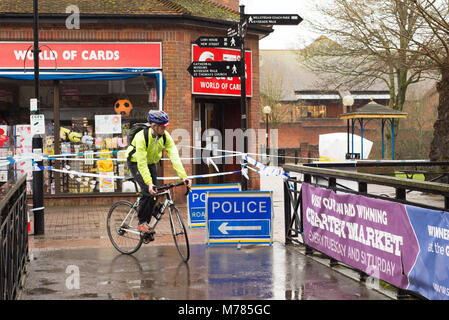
[
  {"xmin": 206, "ymin": 191, "xmax": 273, "ymax": 245},
  {"xmin": 218, "ymin": 222, "xmax": 261, "ymax": 234}
]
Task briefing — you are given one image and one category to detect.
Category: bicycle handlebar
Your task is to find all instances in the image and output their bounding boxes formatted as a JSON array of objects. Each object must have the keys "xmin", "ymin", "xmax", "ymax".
[
  {"xmin": 154, "ymin": 181, "xmax": 191, "ymax": 196},
  {"xmin": 124, "ymin": 177, "xmax": 191, "ymax": 196}
]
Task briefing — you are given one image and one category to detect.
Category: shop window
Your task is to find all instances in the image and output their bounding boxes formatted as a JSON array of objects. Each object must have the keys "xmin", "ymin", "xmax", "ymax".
[
  {"xmin": 295, "ymin": 105, "xmax": 327, "ymax": 120},
  {"xmin": 0, "ymin": 76, "xmax": 159, "ymax": 195}
]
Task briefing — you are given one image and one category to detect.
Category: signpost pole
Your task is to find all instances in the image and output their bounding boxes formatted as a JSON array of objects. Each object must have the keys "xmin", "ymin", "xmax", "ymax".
[
  {"xmin": 32, "ymin": 0, "xmax": 44, "ymax": 235},
  {"xmin": 239, "ymin": 5, "xmax": 248, "ymax": 191}
]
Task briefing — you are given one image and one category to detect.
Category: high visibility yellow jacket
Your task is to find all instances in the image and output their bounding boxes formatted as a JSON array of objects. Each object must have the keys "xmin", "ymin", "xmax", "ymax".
[{"xmin": 125, "ymin": 128, "xmax": 187, "ymax": 185}]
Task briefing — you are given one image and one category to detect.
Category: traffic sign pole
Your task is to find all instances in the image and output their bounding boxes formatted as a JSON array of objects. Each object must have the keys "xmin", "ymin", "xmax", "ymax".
[
  {"xmin": 33, "ymin": 0, "xmax": 44, "ymax": 235},
  {"xmin": 240, "ymin": 4, "xmax": 248, "ymax": 191}
]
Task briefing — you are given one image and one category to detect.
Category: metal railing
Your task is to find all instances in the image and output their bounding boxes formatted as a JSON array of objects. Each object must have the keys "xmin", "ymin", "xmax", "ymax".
[
  {"xmin": 0, "ymin": 175, "xmax": 29, "ymax": 300},
  {"xmin": 282, "ymin": 162, "xmax": 449, "ymax": 299}
]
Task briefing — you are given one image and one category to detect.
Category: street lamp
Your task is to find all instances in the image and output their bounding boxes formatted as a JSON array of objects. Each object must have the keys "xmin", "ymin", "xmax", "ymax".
[
  {"xmin": 262, "ymin": 105, "xmax": 271, "ymax": 164},
  {"xmin": 342, "ymin": 95, "xmax": 354, "ymax": 159}
]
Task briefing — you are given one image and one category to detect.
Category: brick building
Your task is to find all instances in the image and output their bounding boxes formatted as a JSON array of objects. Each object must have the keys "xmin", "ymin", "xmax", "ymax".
[
  {"xmin": 0, "ymin": 0, "xmax": 270, "ymax": 204},
  {"xmin": 260, "ymin": 49, "xmax": 390, "ymax": 163}
]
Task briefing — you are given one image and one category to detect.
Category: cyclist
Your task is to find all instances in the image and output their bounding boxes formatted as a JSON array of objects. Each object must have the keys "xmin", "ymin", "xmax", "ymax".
[{"xmin": 126, "ymin": 109, "xmax": 191, "ymax": 233}]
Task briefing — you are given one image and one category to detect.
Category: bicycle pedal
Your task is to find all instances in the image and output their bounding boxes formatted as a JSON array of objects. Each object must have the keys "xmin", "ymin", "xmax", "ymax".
[{"xmin": 142, "ymin": 231, "xmax": 155, "ymax": 244}]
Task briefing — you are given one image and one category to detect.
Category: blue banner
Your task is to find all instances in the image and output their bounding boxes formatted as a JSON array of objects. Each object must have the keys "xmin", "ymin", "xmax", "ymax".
[{"xmin": 406, "ymin": 205, "xmax": 449, "ymax": 299}]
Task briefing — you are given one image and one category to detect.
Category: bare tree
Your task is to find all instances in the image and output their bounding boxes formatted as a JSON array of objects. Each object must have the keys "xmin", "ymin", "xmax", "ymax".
[
  {"xmin": 403, "ymin": 0, "xmax": 449, "ymax": 161},
  {"xmin": 299, "ymin": 0, "xmax": 430, "ymax": 157},
  {"xmin": 260, "ymin": 64, "xmax": 291, "ymax": 128}
]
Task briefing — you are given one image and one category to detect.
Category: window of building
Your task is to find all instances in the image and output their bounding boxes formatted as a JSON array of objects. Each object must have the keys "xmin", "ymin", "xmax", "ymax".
[{"xmin": 295, "ymin": 105, "xmax": 327, "ymax": 120}]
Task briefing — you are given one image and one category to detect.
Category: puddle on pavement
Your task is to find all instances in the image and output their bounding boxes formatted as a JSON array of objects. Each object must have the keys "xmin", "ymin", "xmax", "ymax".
[{"xmin": 26, "ymin": 287, "xmax": 57, "ymax": 295}]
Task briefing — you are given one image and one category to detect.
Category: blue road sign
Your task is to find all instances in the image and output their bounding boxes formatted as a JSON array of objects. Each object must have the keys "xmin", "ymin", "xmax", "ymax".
[
  {"xmin": 206, "ymin": 191, "xmax": 273, "ymax": 245},
  {"xmin": 187, "ymin": 183, "xmax": 241, "ymax": 228}
]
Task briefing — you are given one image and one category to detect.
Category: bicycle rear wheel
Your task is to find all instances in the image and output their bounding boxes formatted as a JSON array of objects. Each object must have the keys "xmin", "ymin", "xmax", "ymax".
[
  {"xmin": 169, "ymin": 205, "xmax": 190, "ymax": 262},
  {"xmin": 107, "ymin": 200, "xmax": 143, "ymax": 254}
]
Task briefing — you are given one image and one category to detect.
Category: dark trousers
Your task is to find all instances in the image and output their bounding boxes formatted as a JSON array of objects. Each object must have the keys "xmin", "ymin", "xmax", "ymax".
[{"xmin": 127, "ymin": 161, "xmax": 158, "ymax": 224}]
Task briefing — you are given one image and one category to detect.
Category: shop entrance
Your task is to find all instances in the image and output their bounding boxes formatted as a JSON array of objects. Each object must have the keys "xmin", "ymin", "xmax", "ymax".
[{"xmin": 194, "ymin": 98, "xmax": 241, "ymax": 185}]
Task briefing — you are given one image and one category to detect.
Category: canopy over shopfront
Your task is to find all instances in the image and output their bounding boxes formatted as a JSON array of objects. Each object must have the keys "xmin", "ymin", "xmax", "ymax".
[
  {"xmin": 0, "ymin": 68, "xmax": 165, "ymax": 108},
  {"xmin": 339, "ymin": 100, "xmax": 407, "ymax": 159}
]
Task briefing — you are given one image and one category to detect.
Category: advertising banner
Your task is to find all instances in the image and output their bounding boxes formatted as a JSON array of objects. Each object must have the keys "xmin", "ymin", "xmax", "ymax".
[
  {"xmin": 301, "ymin": 183, "xmax": 449, "ymax": 299},
  {"xmin": 302, "ymin": 183, "xmax": 419, "ymax": 290},
  {"xmin": 0, "ymin": 42, "xmax": 162, "ymax": 69},
  {"xmin": 191, "ymin": 44, "xmax": 252, "ymax": 97},
  {"xmin": 406, "ymin": 205, "xmax": 449, "ymax": 299}
]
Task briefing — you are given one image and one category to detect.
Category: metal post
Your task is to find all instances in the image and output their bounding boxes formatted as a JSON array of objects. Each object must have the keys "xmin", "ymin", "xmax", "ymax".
[
  {"xmin": 32, "ymin": 0, "xmax": 44, "ymax": 234},
  {"xmin": 239, "ymin": 5, "xmax": 248, "ymax": 191},
  {"xmin": 265, "ymin": 113, "xmax": 269, "ymax": 164},
  {"xmin": 360, "ymin": 119, "xmax": 364, "ymax": 159},
  {"xmin": 381, "ymin": 119, "xmax": 385, "ymax": 159},
  {"xmin": 351, "ymin": 119, "xmax": 355, "ymax": 158},
  {"xmin": 391, "ymin": 119, "xmax": 395, "ymax": 160},
  {"xmin": 283, "ymin": 178, "xmax": 292, "ymax": 244},
  {"xmin": 346, "ymin": 118, "xmax": 350, "ymax": 157},
  {"xmin": 266, "ymin": 113, "xmax": 269, "ymax": 151}
]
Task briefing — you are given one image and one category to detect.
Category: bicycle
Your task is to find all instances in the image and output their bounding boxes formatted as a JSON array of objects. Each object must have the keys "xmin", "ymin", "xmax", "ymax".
[{"xmin": 107, "ymin": 179, "xmax": 191, "ymax": 262}]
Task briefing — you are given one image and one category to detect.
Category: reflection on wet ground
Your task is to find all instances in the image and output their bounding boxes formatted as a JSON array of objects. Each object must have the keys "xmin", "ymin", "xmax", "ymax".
[{"xmin": 21, "ymin": 242, "xmax": 389, "ymax": 300}]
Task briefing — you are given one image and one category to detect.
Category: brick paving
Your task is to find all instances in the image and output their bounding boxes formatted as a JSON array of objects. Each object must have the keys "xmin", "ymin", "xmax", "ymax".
[{"xmin": 28, "ymin": 203, "xmax": 206, "ymax": 251}]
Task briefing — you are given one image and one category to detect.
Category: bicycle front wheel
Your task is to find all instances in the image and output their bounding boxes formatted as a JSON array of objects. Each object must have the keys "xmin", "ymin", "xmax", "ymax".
[
  {"xmin": 169, "ymin": 205, "xmax": 190, "ymax": 262},
  {"xmin": 107, "ymin": 200, "xmax": 143, "ymax": 255}
]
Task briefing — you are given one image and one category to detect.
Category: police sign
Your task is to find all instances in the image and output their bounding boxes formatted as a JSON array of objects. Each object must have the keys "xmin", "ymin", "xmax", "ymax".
[
  {"xmin": 187, "ymin": 183, "xmax": 241, "ymax": 228},
  {"xmin": 206, "ymin": 191, "xmax": 273, "ymax": 245}
]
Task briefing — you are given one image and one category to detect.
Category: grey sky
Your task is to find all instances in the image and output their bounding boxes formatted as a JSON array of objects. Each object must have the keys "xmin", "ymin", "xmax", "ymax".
[{"xmin": 243, "ymin": 0, "xmax": 326, "ymax": 49}]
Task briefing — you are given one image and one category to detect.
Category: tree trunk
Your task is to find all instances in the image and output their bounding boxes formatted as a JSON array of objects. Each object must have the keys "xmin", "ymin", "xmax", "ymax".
[{"xmin": 429, "ymin": 64, "xmax": 449, "ymax": 161}]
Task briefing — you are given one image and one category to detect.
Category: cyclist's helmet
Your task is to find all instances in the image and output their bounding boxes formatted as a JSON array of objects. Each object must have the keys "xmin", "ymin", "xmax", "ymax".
[{"xmin": 148, "ymin": 110, "xmax": 169, "ymax": 127}]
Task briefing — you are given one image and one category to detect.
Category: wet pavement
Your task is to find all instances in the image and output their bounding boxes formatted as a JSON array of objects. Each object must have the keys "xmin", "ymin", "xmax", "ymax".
[
  {"xmin": 21, "ymin": 242, "xmax": 389, "ymax": 300},
  {"xmin": 22, "ymin": 172, "xmax": 441, "ymax": 301}
]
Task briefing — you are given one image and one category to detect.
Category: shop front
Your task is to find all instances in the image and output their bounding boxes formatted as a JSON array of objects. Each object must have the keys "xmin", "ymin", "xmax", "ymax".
[
  {"xmin": 0, "ymin": 41, "xmax": 165, "ymax": 199},
  {"xmin": 0, "ymin": 0, "xmax": 269, "ymax": 204}
]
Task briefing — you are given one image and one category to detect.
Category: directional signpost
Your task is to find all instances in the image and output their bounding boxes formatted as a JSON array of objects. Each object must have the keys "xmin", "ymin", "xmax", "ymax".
[
  {"xmin": 226, "ymin": 24, "xmax": 240, "ymax": 37},
  {"xmin": 206, "ymin": 191, "xmax": 273, "ymax": 246},
  {"xmin": 187, "ymin": 5, "xmax": 303, "ymax": 192},
  {"xmin": 194, "ymin": 36, "xmax": 242, "ymax": 48},
  {"xmin": 246, "ymin": 14, "xmax": 303, "ymax": 25},
  {"xmin": 187, "ymin": 183, "xmax": 241, "ymax": 228},
  {"xmin": 187, "ymin": 61, "xmax": 242, "ymax": 78}
]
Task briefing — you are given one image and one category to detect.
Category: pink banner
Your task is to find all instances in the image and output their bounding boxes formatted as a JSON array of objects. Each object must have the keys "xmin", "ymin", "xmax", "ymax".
[{"xmin": 301, "ymin": 183, "xmax": 419, "ymax": 289}]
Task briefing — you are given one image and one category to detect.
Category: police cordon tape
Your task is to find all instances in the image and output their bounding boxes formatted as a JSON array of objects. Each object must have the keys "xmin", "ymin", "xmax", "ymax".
[
  {"xmin": 0, "ymin": 144, "xmax": 329, "ymax": 164},
  {"xmin": 3, "ymin": 143, "xmax": 381, "ymax": 181},
  {"xmin": 15, "ymin": 144, "xmax": 290, "ymax": 181}
]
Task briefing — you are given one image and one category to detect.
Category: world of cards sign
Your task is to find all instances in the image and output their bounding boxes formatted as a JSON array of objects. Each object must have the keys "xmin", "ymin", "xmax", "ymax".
[{"xmin": 191, "ymin": 45, "xmax": 252, "ymax": 97}]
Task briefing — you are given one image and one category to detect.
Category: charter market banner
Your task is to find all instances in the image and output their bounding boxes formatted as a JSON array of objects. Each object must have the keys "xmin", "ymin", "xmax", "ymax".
[{"xmin": 302, "ymin": 183, "xmax": 449, "ymax": 300}]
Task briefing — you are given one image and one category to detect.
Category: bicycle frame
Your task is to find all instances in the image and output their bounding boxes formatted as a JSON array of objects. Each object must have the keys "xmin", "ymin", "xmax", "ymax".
[{"xmin": 119, "ymin": 190, "xmax": 174, "ymax": 236}]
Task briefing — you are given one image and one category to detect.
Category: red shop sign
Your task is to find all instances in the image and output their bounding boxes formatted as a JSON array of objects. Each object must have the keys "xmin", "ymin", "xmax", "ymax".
[
  {"xmin": 191, "ymin": 44, "xmax": 252, "ymax": 97},
  {"xmin": 0, "ymin": 42, "xmax": 162, "ymax": 69}
]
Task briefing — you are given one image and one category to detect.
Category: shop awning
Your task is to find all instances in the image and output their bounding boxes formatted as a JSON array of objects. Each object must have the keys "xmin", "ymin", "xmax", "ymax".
[{"xmin": 0, "ymin": 68, "xmax": 166, "ymax": 107}]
